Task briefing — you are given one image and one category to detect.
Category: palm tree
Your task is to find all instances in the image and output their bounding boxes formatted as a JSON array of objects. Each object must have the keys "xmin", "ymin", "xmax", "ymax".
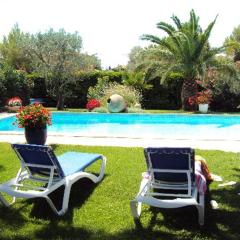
[{"xmin": 141, "ymin": 9, "xmax": 222, "ymax": 110}]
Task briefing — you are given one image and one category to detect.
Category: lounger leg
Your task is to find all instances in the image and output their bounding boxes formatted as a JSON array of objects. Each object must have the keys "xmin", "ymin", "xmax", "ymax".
[
  {"xmin": 196, "ymin": 194, "xmax": 205, "ymax": 226},
  {"xmin": 130, "ymin": 200, "xmax": 142, "ymax": 218},
  {"xmin": 96, "ymin": 156, "xmax": 107, "ymax": 182},
  {"xmin": 44, "ymin": 181, "xmax": 72, "ymax": 216},
  {"xmin": 59, "ymin": 181, "xmax": 72, "ymax": 215}
]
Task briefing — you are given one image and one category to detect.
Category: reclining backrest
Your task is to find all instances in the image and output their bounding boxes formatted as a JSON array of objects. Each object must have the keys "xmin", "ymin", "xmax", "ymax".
[
  {"xmin": 12, "ymin": 144, "xmax": 65, "ymax": 178},
  {"xmin": 144, "ymin": 147, "xmax": 195, "ymax": 183}
]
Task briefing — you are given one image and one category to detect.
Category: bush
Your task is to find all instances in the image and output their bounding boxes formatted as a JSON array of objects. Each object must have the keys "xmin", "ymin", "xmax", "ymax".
[
  {"xmin": 87, "ymin": 76, "xmax": 109, "ymax": 100},
  {"xmin": 65, "ymin": 70, "xmax": 125, "ymax": 108},
  {"xmin": 99, "ymin": 82, "xmax": 142, "ymax": 108},
  {"xmin": 92, "ymin": 107, "xmax": 108, "ymax": 113},
  {"xmin": 142, "ymin": 73, "xmax": 183, "ymax": 109},
  {"xmin": 86, "ymin": 99, "xmax": 101, "ymax": 111},
  {"xmin": 0, "ymin": 67, "xmax": 30, "ymax": 106}
]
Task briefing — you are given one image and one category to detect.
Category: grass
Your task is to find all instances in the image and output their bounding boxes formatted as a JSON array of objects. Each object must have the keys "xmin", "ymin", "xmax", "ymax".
[{"xmin": 0, "ymin": 142, "xmax": 240, "ymax": 239}]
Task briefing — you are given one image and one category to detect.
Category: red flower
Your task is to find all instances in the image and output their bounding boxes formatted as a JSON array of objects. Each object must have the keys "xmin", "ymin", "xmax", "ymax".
[
  {"xmin": 86, "ymin": 99, "xmax": 101, "ymax": 111},
  {"xmin": 15, "ymin": 103, "xmax": 52, "ymax": 128}
]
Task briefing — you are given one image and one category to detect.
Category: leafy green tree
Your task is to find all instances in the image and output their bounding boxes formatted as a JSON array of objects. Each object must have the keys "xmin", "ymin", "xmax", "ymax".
[
  {"xmin": 224, "ymin": 25, "xmax": 240, "ymax": 62},
  {"xmin": 127, "ymin": 46, "xmax": 145, "ymax": 71},
  {"xmin": 26, "ymin": 28, "xmax": 83, "ymax": 110},
  {"xmin": 78, "ymin": 53, "xmax": 101, "ymax": 71},
  {"xmin": 0, "ymin": 24, "xmax": 32, "ymax": 72},
  {"xmin": 141, "ymin": 9, "xmax": 222, "ymax": 110}
]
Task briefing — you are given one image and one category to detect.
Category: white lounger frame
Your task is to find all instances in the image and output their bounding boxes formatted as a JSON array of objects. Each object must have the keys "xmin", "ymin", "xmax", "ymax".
[
  {"xmin": 130, "ymin": 150, "xmax": 205, "ymax": 226},
  {"xmin": 0, "ymin": 156, "xmax": 106, "ymax": 216}
]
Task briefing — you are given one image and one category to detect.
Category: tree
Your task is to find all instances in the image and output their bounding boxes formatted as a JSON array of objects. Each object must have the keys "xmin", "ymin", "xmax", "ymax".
[
  {"xmin": 122, "ymin": 71, "xmax": 152, "ymax": 91},
  {"xmin": 78, "ymin": 53, "xmax": 101, "ymax": 71},
  {"xmin": 224, "ymin": 25, "xmax": 240, "ymax": 62},
  {"xmin": 0, "ymin": 24, "xmax": 32, "ymax": 72},
  {"xmin": 127, "ymin": 46, "xmax": 145, "ymax": 71},
  {"xmin": 141, "ymin": 9, "xmax": 222, "ymax": 110},
  {"xmin": 26, "ymin": 28, "xmax": 83, "ymax": 110}
]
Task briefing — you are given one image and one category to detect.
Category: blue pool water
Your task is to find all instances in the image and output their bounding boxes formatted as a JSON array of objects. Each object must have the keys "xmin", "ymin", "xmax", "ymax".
[{"xmin": 1, "ymin": 113, "xmax": 240, "ymax": 140}]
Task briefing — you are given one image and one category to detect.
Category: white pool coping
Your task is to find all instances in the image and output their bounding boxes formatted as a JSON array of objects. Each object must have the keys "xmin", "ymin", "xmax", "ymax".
[{"xmin": 1, "ymin": 113, "xmax": 240, "ymax": 152}]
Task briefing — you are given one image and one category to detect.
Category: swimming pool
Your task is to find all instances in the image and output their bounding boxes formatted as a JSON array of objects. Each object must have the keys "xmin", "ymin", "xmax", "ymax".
[{"xmin": 0, "ymin": 112, "xmax": 240, "ymax": 140}]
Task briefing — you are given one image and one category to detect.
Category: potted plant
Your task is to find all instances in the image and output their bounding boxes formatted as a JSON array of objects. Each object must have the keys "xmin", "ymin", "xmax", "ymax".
[
  {"xmin": 15, "ymin": 103, "xmax": 52, "ymax": 145},
  {"xmin": 196, "ymin": 90, "xmax": 212, "ymax": 113},
  {"xmin": 6, "ymin": 97, "xmax": 22, "ymax": 112}
]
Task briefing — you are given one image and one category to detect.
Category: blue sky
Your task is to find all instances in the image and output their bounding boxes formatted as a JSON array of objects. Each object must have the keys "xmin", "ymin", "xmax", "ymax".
[{"xmin": 0, "ymin": 0, "xmax": 239, "ymax": 68}]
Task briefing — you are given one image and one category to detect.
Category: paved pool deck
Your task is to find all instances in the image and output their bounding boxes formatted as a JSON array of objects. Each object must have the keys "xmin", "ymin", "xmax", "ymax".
[{"xmin": 1, "ymin": 113, "xmax": 240, "ymax": 152}]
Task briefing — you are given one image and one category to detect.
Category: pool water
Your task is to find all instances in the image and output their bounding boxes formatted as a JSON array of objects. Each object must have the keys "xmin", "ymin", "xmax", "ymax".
[{"xmin": 1, "ymin": 113, "xmax": 240, "ymax": 140}]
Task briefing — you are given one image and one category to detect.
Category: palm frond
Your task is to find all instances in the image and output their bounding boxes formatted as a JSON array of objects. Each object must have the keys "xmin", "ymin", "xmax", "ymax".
[
  {"xmin": 141, "ymin": 34, "xmax": 162, "ymax": 44},
  {"xmin": 171, "ymin": 15, "xmax": 182, "ymax": 30},
  {"xmin": 156, "ymin": 22, "xmax": 176, "ymax": 34},
  {"xmin": 193, "ymin": 15, "xmax": 218, "ymax": 60}
]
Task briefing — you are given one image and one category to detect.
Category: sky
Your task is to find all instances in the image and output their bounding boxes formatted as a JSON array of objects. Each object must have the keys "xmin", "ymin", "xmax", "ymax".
[{"xmin": 0, "ymin": 0, "xmax": 240, "ymax": 68}]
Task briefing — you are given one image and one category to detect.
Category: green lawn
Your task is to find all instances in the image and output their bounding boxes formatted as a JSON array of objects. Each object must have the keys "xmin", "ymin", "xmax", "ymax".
[{"xmin": 0, "ymin": 142, "xmax": 240, "ymax": 240}]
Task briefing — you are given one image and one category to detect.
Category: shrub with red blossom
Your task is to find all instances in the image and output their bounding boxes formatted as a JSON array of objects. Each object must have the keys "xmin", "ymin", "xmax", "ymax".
[
  {"xmin": 188, "ymin": 90, "xmax": 212, "ymax": 106},
  {"xmin": 86, "ymin": 99, "xmax": 101, "ymax": 111},
  {"xmin": 7, "ymin": 97, "xmax": 22, "ymax": 107}
]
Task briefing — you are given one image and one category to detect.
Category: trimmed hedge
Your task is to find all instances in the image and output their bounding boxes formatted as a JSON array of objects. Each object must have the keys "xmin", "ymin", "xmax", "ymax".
[{"xmin": 64, "ymin": 70, "xmax": 124, "ymax": 108}]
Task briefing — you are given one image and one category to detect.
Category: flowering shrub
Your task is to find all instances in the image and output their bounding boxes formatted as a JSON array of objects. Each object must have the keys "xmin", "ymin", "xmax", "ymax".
[
  {"xmin": 86, "ymin": 99, "xmax": 101, "ymax": 111},
  {"xmin": 7, "ymin": 97, "xmax": 22, "ymax": 107},
  {"xmin": 15, "ymin": 103, "xmax": 52, "ymax": 128},
  {"xmin": 196, "ymin": 90, "xmax": 212, "ymax": 104},
  {"xmin": 188, "ymin": 90, "xmax": 212, "ymax": 106}
]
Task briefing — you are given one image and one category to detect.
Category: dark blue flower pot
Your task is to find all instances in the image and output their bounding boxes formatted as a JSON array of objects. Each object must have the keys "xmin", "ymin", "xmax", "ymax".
[{"xmin": 24, "ymin": 126, "xmax": 47, "ymax": 145}]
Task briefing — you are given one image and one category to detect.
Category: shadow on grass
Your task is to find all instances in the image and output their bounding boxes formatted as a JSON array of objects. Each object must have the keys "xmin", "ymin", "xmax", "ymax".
[
  {"xmin": 0, "ymin": 165, "xmax": 4, "ymax": 171},
  {"xmin": 34, "ymin": 223, "xmax": 175, "ymax": 240},
  {"xmin": 29, "ymin": 175, "xmax": 108, "ymax": 223}
]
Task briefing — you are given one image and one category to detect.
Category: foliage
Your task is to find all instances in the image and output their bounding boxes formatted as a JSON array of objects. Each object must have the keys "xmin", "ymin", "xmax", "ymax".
[
  {"xmin": 141, "ymin": 73, "xmax": 183, "ymax": 109},
  {"xmin": 86, "ymin": 99, "xmax": 101, "ymax": 111},
  {"xmin": 0, "ymin": 24, "xmax": 32, "ymax": 72},
  {"xmin": 87, "ymin": 76, "xmax": 110, "ymax": 100},
  {"xmin": 141, "ymin": 9, "xmax": 222, "ymax": 110},
  {"xmin": 127, "ymin": 46, "xmax": 145, "ymax": 71},
  {"xmin": 0, "ymin": 65, "xmax": 30, "ymax": 105},
  {"xmin": 0, "ymin": 142, "xmax": 240, "ymax": 239},
  {"xmin": 86, "ymin": 73, "xmax": 142, "ymax": 108},
  {"xmin": 25, "ymin": 28, "xmax": 83, "ymax": 110},
  {"xmin": 224, "ymin": 25, "xmax": 240, "ymax": 62},
  {"xmin": 99, "ymin": 82, "xmax": 142, "ymax": 108},
  {"xmin": 188, "ymin": 90, "xmax": 212, "ymax": 106},
  {"xmin": 127, "ymin": 107, "xmax": 145, "ymax": 113},
  {"xmin": 7, "ymin": 96, "xmax": 22, "ymax": 106},
  {"xmin": 209, "ymin": 64, "xmax": 240, "ymax": 111},
  {"xmin": 122, "ymin": 71, "xmax": 152, "ymax": 91},
  {"xmin": 78, "ymin": 53, "xmax": 101, "ymax": 70},
  {"xmin": 91, "ymin": 107, "xmax": 108, "ymax": 113},
  {"xmin": 15, "ymin": 103, "xmax": 52, "ymax": 128}
]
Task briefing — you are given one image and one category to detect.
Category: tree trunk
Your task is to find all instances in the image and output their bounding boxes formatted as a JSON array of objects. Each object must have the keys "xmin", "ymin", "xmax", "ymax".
[
  {"xmin": 181, "ymin": 78, "xmax": 198, "ymax": 111},
  {"xmin": 57, "ymin": 91, "xmax": 64, "ymax": 110}
]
